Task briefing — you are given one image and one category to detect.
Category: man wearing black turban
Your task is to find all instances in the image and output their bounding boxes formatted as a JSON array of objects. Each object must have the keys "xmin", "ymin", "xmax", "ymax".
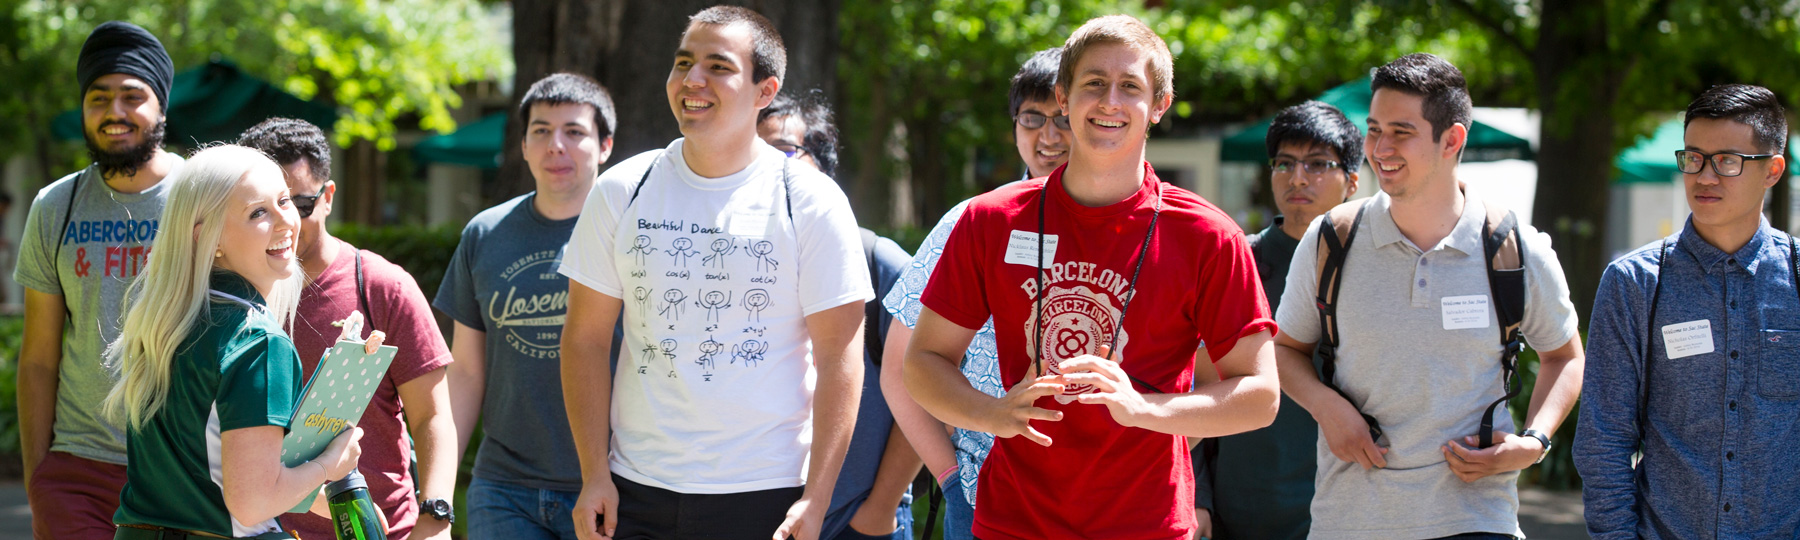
[{"xmin": 14, "ymin": 20, "xmax": 183, "ymax": 540}]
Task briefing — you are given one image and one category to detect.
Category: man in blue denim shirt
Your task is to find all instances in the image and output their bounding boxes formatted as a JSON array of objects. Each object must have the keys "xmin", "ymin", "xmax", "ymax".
[{"xmin": 1577, "ymin": 83, "xmax": 1800, "ymax": 539}]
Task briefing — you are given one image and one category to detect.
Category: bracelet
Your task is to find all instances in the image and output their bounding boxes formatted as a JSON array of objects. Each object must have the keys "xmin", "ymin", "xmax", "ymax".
[
  {"xmin": 306, "ymin": 460, "xmax": 329, "ymax": 481},
  {"xmin": 935, "ymin": 464, "xmax": 960, "ymax": 486}
]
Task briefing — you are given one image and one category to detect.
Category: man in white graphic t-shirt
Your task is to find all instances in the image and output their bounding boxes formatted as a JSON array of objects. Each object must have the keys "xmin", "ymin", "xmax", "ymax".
[{"xmin": 557, "ymin": 6, "xmax": 872, "ymax": 540}]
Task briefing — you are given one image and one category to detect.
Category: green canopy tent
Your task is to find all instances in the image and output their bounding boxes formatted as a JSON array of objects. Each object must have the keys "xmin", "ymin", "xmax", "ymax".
[
  {"xmin": 413, "ymin": 112, "xmax": 505, "ymax": 169},
  {"xmin": 53, "ymin": 59, "xmax": 336, "ymax": 145},
  {"xmin": 1220, "ymin": 76, "xmax": 1535, "ymax": 163}
]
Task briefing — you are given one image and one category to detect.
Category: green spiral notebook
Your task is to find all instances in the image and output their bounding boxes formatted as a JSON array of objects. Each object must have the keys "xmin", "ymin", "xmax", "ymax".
[{"xmin": 281, "ymin": 339, "xmax": 397, "ymax": 512}]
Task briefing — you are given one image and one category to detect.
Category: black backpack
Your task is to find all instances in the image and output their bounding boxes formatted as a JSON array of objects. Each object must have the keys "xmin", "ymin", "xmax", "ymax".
[{"xmin": 1312, "ymin": 186, "xmax": 1527, "ymax": 448}]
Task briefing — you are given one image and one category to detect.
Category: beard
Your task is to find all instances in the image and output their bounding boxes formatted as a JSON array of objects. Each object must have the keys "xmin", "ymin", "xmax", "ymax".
[{"xmin": 85, "ymin": 118, "xmax": 166, "ymax": 179}]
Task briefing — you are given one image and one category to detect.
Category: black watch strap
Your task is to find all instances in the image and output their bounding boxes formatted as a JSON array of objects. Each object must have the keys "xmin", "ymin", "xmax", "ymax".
[
  {"xmin": 1520, "ymin": 429, "xmax": 1552, "ymax": 465},
  {"xmin": 421, "ymin": 497, "xmax": 454, "ymax": 523}
]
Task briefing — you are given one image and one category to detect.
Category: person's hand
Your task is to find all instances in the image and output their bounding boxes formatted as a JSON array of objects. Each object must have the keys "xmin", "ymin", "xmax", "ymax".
[
  {"xmin": 1313, "ymin": 396, "xmax": 1386, "ymax": 470},
  {"xmin": 1064, "ymin": 345, "xmax": 1153, "ymax": 427},
  {"xmin": 572, "ymin": 476, "xmax": 620, "ymax": 540},
  {"xmin": 771, "ymin": 495, "xmax": 824, "ymax": 540},
  {"xmin": 979, "ymin": 360, "xmax": 1066, "ymax": 446},
  {"xmin": 362, "ymin": 330, "xmax": 386, "ymax": 354},
  {"xmin": 411, "ymin": 511, "xmax": 452, "ymax": 540},
  {"xmin": 845, "ymin": 497, "xmax": 898, "ymax": 536},
  {"xmin": 1443, "ymin": 430, "xmax": 1542, "ymax": 483},
  {"xmin": 316, "ymin": 426, "xmax": 363, "ymax": 480},
  {"xmin": 1192, "ymin": 507, "xmax": 1214, "ymax": 539}
]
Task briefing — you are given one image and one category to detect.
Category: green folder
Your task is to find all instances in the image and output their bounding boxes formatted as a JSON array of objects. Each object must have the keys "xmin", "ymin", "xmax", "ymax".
[{"xmin": 281, "ymin": 340, "xmax": 397, "ymax": 513}]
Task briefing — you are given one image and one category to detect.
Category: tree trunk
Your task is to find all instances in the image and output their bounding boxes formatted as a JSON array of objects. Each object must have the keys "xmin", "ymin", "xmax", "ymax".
[
  {"xmin": 907, "ymin": 110, "xmax": 950, "ymax": 229},
  {"xmin": 504, "ymin": 0, "xmax": 840, "ymax": 203},
  {"xmin": 1531, "ymin": 0, "xmax": 1616, "ymax": 322}
]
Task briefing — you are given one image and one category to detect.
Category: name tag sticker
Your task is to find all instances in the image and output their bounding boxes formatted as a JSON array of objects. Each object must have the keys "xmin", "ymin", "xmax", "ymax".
[
  {"xmin": 1003, "ymin": 230, "xmax": 1058, "ymax": 268},
  {"xmin": 1662, "ymin": 320, "xmax": 1715, "ymax": 359},
  {"xmin": 1441, "ymin": 295, "xmax": 1491, "ymax": 330},
  {"xmin": 729, "ymin": 211, "xmax": 770, "ymax": 237}
]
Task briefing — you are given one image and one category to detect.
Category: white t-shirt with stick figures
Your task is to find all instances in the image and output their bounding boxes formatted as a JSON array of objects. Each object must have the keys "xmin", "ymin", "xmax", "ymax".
[{"xmin": 561, "ymin": 138, "xmax": 873, "ymax": 493}]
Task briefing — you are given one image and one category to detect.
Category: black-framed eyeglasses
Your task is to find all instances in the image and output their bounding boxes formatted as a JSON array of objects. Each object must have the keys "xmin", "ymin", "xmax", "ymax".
[
  {"xmin": 293, "ymin": 183, "xmax": 327, "ymax": 218},
  {"xmin": 1674, "ymin": 150, "xmax": 1777, "ymax": 177},
  {"xmin": 1270, "ymin": 158, "xmax": 1344, "ymax": 176},
  {"xmin": 772, "ymin": 142, "xmax": 809, "ymax": 159},
  {"xmin": 1014, "ymin": 112, "xmax": 1071, "ymax": 130}
]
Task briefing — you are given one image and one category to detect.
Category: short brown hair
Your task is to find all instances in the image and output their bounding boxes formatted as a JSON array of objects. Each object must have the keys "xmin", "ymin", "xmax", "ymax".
[
  {"xmin": 1059, "ymin": 15, "xmax": 1174, "ymax": 102},
  {"xmin": 686, "ymin": 5, "xmax": 787, "ymax": 84}
]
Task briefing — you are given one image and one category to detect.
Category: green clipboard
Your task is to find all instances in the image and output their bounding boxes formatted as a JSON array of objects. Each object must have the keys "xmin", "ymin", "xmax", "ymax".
[{"xmin": 280, "ymin": 340, "xmax": 397, "ymax": 513}]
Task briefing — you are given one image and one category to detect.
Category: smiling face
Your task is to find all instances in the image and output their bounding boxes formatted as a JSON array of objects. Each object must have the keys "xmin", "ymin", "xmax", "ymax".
[
  {"xmin": 1365, "ymin": 89, "xmax": 1465, "ymax": 199},
  {"xmin": 214, "ymin": 161, "xmax": 300, "ymax": 295},
  {"xmin": 1014, "ymin": 97, "xmax": 1070, "ymax": 178},
  {"xmin": 82, "ymin": 73, "xmax": 166, "ymax": 171},
  {"xmin": 667, "ymin": 22, "xmax": 778, "ymax": 145},
  {"xmin": 1056, "ymin": 42, "xmax": 1171, "ymax": 162},
  {"xmin": 524, "ymin": 102, "xmax": 611, "ymax": 200},
  {"xmin": 277, "ymin": 159, "xmax": 330, "ymax": 269},
  {"xmin": 1683, "ymin": 116, "xmax": 1785, "ymax": 237}
]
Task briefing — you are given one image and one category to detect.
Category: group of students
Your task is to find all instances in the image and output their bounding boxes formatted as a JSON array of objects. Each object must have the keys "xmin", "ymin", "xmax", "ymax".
[{"xmin": 15, "ymin": 6, "xmax": 1798, "ymax": 540}]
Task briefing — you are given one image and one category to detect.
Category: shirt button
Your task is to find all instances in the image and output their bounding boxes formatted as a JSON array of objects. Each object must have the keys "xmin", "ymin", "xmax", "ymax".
[
  {"xmin": 1725, "ymin": 502, "xmax": 1733, "ymax": 512},
  {"xmin": 1730, "ymin": 300, "xmax": 1737, "ymax": 309},
  {"xmin": 1732, "ymin": 350, "xmax": 1740, "ymax": 359},
  {"xmin": 1729, "ymin": 258, "xmax": 1738, "ymax": 265},
  {"xmin": 1730, "ymin": 401, "xmax": 1738, "ymax": 411},
  {"xmin": 1728, "ymin": 451, "xmax": 1735, "ymax": 460},
  {"xmin": 1420, "ymin": 258, "xmax": 1428, "ymax": 265},
  {"xmin": 1418, "ymin": 279, "xmax": 1427, "ymax": 287}
]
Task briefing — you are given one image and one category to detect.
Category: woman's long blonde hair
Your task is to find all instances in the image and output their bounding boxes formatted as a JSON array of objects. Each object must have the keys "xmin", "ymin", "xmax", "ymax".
[{"xmin": 103, "ymin": 145, "xmax": 302, "ymax": 430}]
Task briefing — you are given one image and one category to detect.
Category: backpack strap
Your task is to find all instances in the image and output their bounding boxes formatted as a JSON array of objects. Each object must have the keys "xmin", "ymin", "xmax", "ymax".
[
  {"xmin": 860, "ymin": 227, "xmax": 882, "ymax": 366},
  {"xmin": 1639, "ymin": 238, "xmax": 1671, "ymax": 449},
  {"xmin": 354, "ymin": 249, "xmax": 371, "ymax": 327},
  {"xmin": 626, "ymin": 151, "xmax": 664, "ymax": 209},
  {"xmin": 1312, "ymin": 199, "xmax": 1381, "ymax": 442},
  {"xmin": 1476, "ymin": 196, "xmax": 1527, "ymax": 448}
]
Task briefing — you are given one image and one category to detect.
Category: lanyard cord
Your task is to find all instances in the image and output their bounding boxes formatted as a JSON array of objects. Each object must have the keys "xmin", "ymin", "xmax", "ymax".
[{"xmin": 1034, "ymin": 177, "xmax": 1166, "ymax": 393}]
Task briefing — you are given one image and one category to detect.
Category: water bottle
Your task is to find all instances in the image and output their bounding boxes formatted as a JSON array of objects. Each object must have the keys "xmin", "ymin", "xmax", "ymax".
[{"xmin": 326, "ymin": 469, "xmax": 389, "ymax": 540}]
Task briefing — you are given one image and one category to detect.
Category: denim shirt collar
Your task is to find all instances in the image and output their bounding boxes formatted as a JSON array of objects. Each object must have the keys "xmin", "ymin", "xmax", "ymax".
[{"xmin": 1676, "ymin": 216, "xmax": 1781, "ymax": 276}]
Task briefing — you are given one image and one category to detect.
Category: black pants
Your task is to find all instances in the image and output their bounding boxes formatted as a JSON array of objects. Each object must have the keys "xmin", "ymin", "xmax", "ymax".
[{"xmin": 612, "ymin": 473, "xmax": 805, "ymax": 540}]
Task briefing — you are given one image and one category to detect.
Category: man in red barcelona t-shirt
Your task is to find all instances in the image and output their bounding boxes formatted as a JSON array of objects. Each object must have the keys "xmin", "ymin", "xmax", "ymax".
[{"xmin": 904, "ymin": 14, "xmax": 1282, "ymax": 540}]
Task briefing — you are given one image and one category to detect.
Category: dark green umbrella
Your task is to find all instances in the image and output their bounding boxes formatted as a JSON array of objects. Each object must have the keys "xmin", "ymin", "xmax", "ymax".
[
  {"xmin": 413, "ymin": 112, "xmax": 505, "ymax": 169},
  {"xmin": 1220, "ymin": 76, "xmax": 1534, "ymax": 163},
  {"xmin": 54, "ymin": 59, "xmax": 337, "ymax": 145}
]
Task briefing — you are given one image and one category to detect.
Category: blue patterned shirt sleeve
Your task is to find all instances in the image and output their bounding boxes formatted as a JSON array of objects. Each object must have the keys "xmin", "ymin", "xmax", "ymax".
[{"xmin": 881, "ymin": 198, "xmax": 1003, "ymax": 506}]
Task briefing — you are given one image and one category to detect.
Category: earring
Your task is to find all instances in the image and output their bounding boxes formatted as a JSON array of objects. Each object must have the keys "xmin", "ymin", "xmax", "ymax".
[{"xmin": 215, "ymin": 250, "xmax": 224, "ymax": 258}]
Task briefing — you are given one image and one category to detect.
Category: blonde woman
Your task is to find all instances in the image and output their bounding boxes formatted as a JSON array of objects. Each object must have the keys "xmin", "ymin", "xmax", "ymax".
[{"xmin": 103, "ymin": 145, "xmax": 363, "ymax": 539}]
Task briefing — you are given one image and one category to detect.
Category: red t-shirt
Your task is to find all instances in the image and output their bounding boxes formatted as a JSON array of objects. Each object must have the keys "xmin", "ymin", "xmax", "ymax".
[
  {"xmin": 921, "ymin": 163, "xmax": 1274, "ymax": 540},
  {"xmin": 282, "ymin": 240, "xmax": 453, "ymax": 540}
]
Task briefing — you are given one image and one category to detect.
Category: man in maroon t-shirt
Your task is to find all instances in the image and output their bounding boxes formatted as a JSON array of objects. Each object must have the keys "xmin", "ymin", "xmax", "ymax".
[
  {"xmin": 239, "ymin": 118, "xmax": 457, "ymax": 540},
  {"xmin": 903, "ymin": 15, "xmax": 1281, "ymax": 540}
]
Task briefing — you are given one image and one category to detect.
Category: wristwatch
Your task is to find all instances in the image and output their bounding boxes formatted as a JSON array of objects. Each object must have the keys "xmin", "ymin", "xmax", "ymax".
[
  {"xmin": 420, "ymin": 497, "xmax": 454, "ymax": 524},
  {"xmin": 1520, "ymin": 429, "xmax": 1553, "ymax": 465}
]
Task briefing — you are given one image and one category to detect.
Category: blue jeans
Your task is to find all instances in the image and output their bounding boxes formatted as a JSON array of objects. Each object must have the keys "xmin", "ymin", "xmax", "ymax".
[
  {"xmin": 467, "ymin": 476, "xmax": 581, "ymax": 540},
  {"xmin": 819, "ymin": 492, "xmax": 913, "ymax": 540},
  {"xmin": 940, "ymin": 479, "xmax": 976, "ymax": 540}
]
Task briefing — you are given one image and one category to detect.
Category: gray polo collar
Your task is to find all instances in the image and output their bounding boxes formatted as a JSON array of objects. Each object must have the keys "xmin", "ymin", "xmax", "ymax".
[{"xmin": 1364, "ymin": 187, "xmax": 1488, "ymax": 257}]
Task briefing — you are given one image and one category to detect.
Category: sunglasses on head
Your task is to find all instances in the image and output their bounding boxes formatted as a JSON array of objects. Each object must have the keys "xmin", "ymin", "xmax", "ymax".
[{"xmin": 293, "ymin": 183, "xmax": 326, "ymax": 218}]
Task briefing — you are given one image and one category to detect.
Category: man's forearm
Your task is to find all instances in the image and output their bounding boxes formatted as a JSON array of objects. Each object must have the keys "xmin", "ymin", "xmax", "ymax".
[
  {"xmin": 561, "ymin": 335, "xmax": 615, "ymax": 483},
  {"xmin": 803, "ymin": 335, "xmax": 862, "ymax": 504},
  {"xmin": 863, "ymin": 424, "xmax": 923, "ymax": 512},
  {"xmin": 903, "ymin": 348, "xmax": 1004, "ymax": 433},
  {"xmin": 18, "ymin": 360, "xmax": 59, "ymax": 483},
  {"xmin": 879, "ymin": 320, "xmax": 957, "ymax": 478},
  {"xmin": 1273, "ymin": 339, "xmax": 1346, "ymax": 419},
  {"xmin": 1523, "ymin": 340, "xmax": 1585, "ymax": 435},
  {"xmin": 1126, "ymin": 336, "xmax": 1279, "ymax": 438},
  {"xmin": 401, "ymin": 372, "xmax": 459, "ymax": 501}
]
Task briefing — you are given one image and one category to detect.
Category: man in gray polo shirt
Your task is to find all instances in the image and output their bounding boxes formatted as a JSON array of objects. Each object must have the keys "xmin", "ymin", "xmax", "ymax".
[{"xmin": 1271, "ymin": 53, "xmax": 1585, "ymax": 539}]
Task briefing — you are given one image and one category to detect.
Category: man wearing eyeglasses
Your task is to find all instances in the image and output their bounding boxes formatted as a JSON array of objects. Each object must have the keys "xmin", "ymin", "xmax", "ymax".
[
  {"xmin": 238, "ymin": 118, "xmax": 458, "ymax": 540},
  {"xmin": 1192, "ymin": 100, "xmax": 1361, "ymax": 540},
  {"xmin": 880, "ymin": 46, "xmax": 1068, "ymax": 540},
  {"xmin": 1577, "ymin": 84, "xmax": 1800, "ymax": 539}
]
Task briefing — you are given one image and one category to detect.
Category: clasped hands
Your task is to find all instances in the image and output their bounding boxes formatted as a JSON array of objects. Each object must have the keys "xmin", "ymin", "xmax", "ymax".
[{"xmin": 982, "ymin": 345, "xmax": 1153, "ymax": 446}]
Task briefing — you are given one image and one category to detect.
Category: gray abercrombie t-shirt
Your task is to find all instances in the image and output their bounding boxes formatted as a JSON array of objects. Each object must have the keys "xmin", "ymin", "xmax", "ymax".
[
  {"xmin": 1276, "ymin": 189, "xmax": 1578, "ymax": 539},
  {"xmin": 15, "ymin": 162, "xmax": 177, "ymax": 465}
]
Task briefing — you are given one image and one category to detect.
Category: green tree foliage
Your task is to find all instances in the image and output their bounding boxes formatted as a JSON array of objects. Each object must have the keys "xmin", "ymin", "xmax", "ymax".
[{"xmin": 0, "ymin": 0, "xmax": 511, "ymax": 169}]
